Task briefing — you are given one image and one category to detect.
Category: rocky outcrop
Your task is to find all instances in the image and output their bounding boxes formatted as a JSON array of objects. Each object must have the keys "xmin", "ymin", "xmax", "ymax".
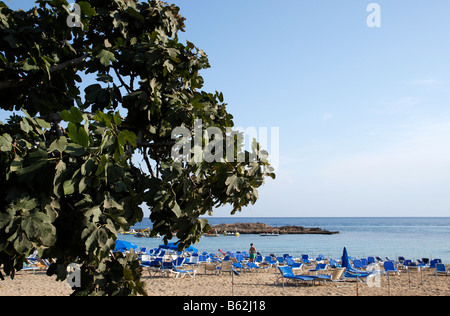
[{"xmin": 212, "ymin": 223, "xmax": 339, "ymax": 235}]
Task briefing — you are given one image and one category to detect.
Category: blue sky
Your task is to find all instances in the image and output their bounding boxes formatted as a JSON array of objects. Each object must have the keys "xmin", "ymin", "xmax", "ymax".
[{"xmin": 3, "ymin": 1, "xmax": 450, "ymax": 217}]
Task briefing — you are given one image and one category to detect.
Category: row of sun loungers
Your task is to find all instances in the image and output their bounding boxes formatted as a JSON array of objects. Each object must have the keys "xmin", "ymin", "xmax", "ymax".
[
  {"xmin": 135, "ymin": 246, "xmax": 449, "ymax": 285},
  {"xmin": 18, "ymin": 247, "xmax": 448, "ymax": 291}
]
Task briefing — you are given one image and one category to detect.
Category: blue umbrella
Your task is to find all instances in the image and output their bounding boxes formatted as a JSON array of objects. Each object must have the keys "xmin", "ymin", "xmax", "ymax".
[
  {"xmin": 342, "ymin": 247, "xmax": 371, "ymax": 276},
  {"xmin": 115, "ymin": 240, "xmax": 138, "ymax": 252},
  {"xmin": 342, "ymin": 247, "xmax": 351, "ymax": 269},
  {"xmin": 159, "ymin": 242, "xmax": 198, "ymax": 252},
  {"xmin": 186, "ymin": 245, "xmax": 198, "ymax": 252},
  {"xmin": 159, "ymin": 242, "xmax": 180, "ymax": 250}
]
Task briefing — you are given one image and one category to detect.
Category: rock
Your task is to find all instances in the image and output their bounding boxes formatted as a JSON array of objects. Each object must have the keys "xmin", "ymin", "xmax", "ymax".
[{"xmin": 211, "ymin": 223, "xmax": 339, "ymax": 235}]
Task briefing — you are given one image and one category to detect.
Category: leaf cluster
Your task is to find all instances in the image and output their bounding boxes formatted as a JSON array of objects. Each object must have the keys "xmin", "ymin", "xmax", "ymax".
[{"xmin": 0, "ymin": 0, "xmax": 275, "ymax": 295}]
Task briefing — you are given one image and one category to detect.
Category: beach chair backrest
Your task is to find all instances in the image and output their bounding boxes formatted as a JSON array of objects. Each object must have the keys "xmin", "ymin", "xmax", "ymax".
[
  {"xmin": 331, "ymin": 268, "xmax": 346, "ymax": 281},
  {"xmin": 436, "ymin": 263, "xmax": 446, "ymax": 272},
  {"xmin": 141, "ymin": 255, "xmax": 151, "ymax": 262},
  {"xmin": 353, "ymin": 259, "xmax": 362, "ymax": 268},
  {"xmin": 205, "ymin": 263, "xmax": 218, "ymax": 274},
  {"xmin": 316, "ymin": 263, "xmax": 326, "ymax": 270},
  {"xmin": 384, "ymin": 261, "xmax": 395, "ymax": 271},
  {"xmin": 190, "ymin": 256, "xmax": 199, "ymax": 264},
  {"xmin": 162, "ymin": 261, "xmax": 173, "ymax": 269},
  {"xmin": 174, "ymin": 257, "xmax": 185, "ymax": 267},
  {"xmin": 278, "ymin": 266, "xmax": 295, "ymax": 278},
  {"xmin": 149, "ymin": 260, "xmax": 161, "ymax": 268},
  {"xmin": 221, "ymin": 261, "xmax": 233, "ymax": 273}
]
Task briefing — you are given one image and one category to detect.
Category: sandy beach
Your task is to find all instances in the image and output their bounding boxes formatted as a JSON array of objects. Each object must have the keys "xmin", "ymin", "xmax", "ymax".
[{"xmin": 1, "ymin": 264, "xmax": 449, "ymax": 296}]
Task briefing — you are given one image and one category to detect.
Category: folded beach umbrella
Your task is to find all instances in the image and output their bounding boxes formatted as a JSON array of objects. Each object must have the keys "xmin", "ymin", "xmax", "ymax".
[
  {"xmin": 115, "ymin": 240, "xmax": 138, "ymax": 252},
  {"xmin": 342, "ymin": 247, "xmax": 372, "ymax": 277},
  {"xmin": 342, "ymin": 247, "xmax": 351, "ymax": 269}
]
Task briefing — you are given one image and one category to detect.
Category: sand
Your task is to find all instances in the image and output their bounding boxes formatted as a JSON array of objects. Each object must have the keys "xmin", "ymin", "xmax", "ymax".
[{"xmin": 1, "ymin": 264, "xmax": 449, "ymax": 296}]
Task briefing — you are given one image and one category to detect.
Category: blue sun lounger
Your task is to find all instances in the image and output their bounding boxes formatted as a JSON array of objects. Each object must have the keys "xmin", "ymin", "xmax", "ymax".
[
  {"xmin": 384, "ymin": 261, "xmax": 400, "ymax": 276},
  {"xmin": 286, "ymin": 258, "xmax": 303, "ymax": 270},
  {"xmin": 309, "ymin": 263, "xmax": 328, "ymax": 274},
  {"xmin": 435, "ymin": 264, "xmax": 449, "ymax": 276},
  {"xmin": 278, "ymin": 266, "xmax": 316, "ymax": 287}
]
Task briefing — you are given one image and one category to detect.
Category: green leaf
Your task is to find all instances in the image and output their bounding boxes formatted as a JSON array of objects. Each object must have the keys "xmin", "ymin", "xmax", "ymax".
[
  {"xmin": 70, "ymin": 106, "xmax": 84, "ymax": 124},
  {"xmin": 63, "ymin": 180, "xmax": 76, "ymax": 196},
  {"xmin": 96, "ymin": 49, "xmax": 116, "ymax": 67},
  {"xmin": 81, "ymin": 158, "xmax": 96, "ymax": 176},
  {"xmin": 62, "ymin": 107, "xmax": 84, "ymax": 124},
  {"xmin": 77, "ymin": 126, "xmax": 89, "ymax": 148},
  {"xmin": 48, "ymin": 136, "xmax": 68, "ymax": 153},
  {"xmin": 20, "ymin": 119, "xmax": 31, "ymax": 133},
  {"xmin": 170, "ymin": 201, "xmax": 182, "ymax": 218},
  {"xmin": 78, "ymin": 1, "xmax": 97, "ymax": 18},
  {"xmin": 35, "ymin": 118, "xmax": 51, "ymax": 129},
  {"xmin": 67, "ymin": 123, "xmax": 89, "ymax": 148},
  {"xmin": 67, "ymin": 122, "xmax": 79, "ymax": 143},
  {"xmin": 60, "ymin": 110, "xmax": 71, "ymax": 122},
  {"xmin": 85, "ymin": 206, "xmax": 102, "ymax": 223},
  {"xmin": 21, "ymin": 211, "xmax": 51, "ymax": 239},
  {"xmin": 9, "ymin": 156, "xmax": 23, "ymax": 172},
  {"xmin": 53, "ymin": 160, "xmax": 67, "ymax": 197},
  {"xmin": 64, "ymin": 143, "xmax": 85, "ymax": 156},
  {"xmin": 225, "ymin": 174, "xmax": 243, "ymax": 195},
  {"xmin": 79, "ymin": 177, "xmax": 88, "ymax": 193},
  {"xmin": 22, "ymin": 59, "xmax": 39, "ymax": 71},
  {"xmin": 0, "ymin": 133, "xmax": 12, "ymax": 152},
  {"xmin": 85, "ymin": 229, "xmax": 99, "ymax": 253},
  {"xmin": 125, "ymin": 7, "xmax": 145, "ymax": 22}
]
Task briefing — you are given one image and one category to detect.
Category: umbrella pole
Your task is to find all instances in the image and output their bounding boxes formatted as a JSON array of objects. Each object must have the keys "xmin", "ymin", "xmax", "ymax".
[
  {"xmin": 232, "ymin": 270, "xmax": 235, "ymax": 296},
  {"xmin": 387, "ymin": 273, "xmax": 391, "ymax": 296},
  {"xmin": 420, "ymin": 267, "xmax": 423, "ymax": 285},
  {"xmin": 356, "ymin": 278, "xmax": 359, "ymax": 296},
  {"xmin": 408, "ymin": 269, "xmax": 411, "ymax": 290}
]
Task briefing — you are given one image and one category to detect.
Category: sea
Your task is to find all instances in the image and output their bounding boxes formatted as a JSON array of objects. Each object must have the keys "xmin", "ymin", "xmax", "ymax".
[{"xmin": 120, "ymin": 217, "xmax": 450, "ymax": 263}]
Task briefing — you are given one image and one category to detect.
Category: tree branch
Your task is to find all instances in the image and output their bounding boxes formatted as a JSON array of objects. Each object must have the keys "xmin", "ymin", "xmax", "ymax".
[
  {"xmin": 113, "ymin": 67, "xmax": 132, "ymax": 94},
  {"xmin": 49, "ymin": 54, "xmax": 89, "ymax": 72},
  {"xmin": 0, "ymin": 54, "xmax": 89, "ymax": 90},
  {"xmin": 142, "ymin": 148, "xmax": 157, "ymax": 179}
]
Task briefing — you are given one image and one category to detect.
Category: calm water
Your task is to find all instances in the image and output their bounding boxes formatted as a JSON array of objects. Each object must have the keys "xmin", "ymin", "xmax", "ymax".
[{"xmin": 123, "ymin": 217, "xmax": 450, "ymax": 263}]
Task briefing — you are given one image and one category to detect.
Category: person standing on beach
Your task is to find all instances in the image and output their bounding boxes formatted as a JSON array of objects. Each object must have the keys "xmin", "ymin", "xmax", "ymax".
[{"xmin": 249, "ymin": 243, "xmax": 257, "ymax": 263}]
